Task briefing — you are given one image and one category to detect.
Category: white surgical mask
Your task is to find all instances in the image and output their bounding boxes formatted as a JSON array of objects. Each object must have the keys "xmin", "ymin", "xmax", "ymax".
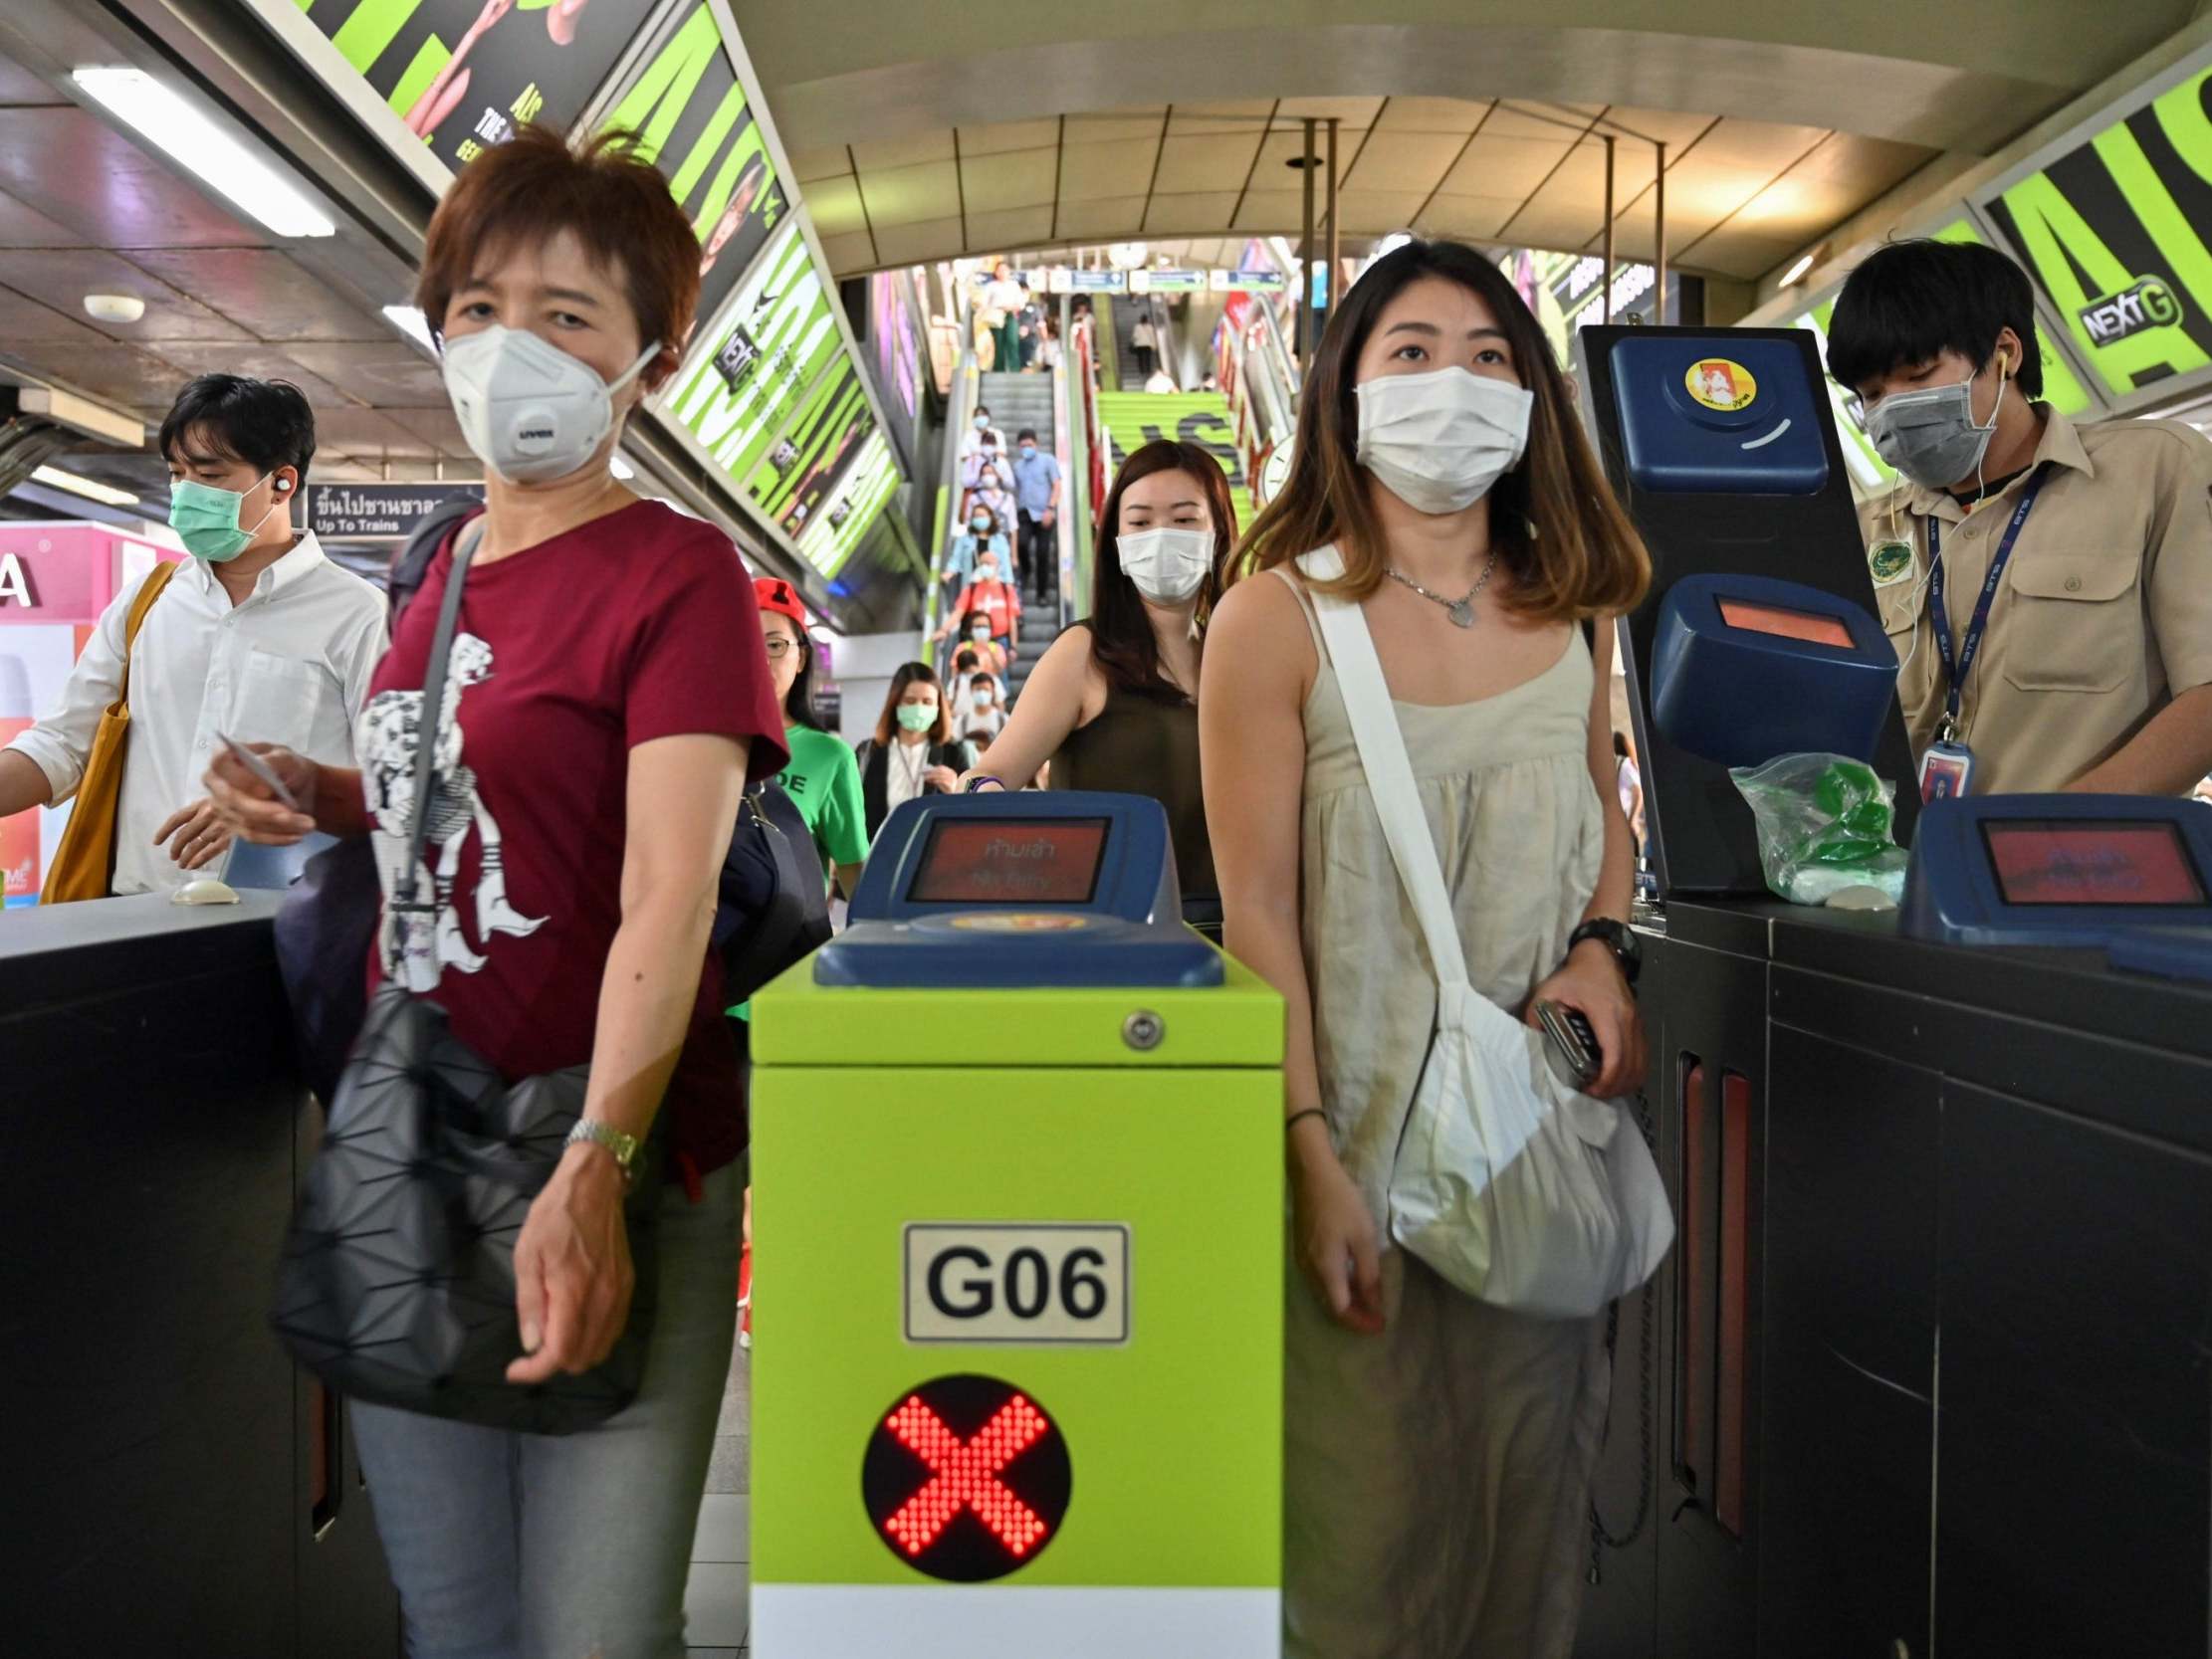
[
  {"xmin": 1116, "ymin": 526, "xmax": 1213, "ymax": 604},
  {"xmin": 1354, "ymin": 366, "xmax": 1532, "ymax": 516},
  {"xmin": 442, "ymin": 324, "xmax": 658, "ymax": 485}
]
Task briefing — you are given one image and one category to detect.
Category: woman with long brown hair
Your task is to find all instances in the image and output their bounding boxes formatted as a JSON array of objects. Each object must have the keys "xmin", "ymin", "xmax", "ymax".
[
  {"xmin": 963, "ymin": 438, "xmax": 1234, "ymax": 935},
  {"xmin": 852, "ymin": 662, "xmax": 976, "ymax": 839},
  {"xmin": 1202, "ymin": 239, "xmax": 1653, "ymax": 1655}
]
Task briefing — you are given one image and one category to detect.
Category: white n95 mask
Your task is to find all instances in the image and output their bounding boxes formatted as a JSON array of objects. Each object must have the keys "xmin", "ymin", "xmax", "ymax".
[
  {"xmin": 1355, "ymin": 366, "xmax": 1533, "ymax": 516},
  {"xmin": 1117, "ymin": 526, "xmax": 1213, "ymax": 603},
  {"xmin": 442, "ymin": 324, "xmax": 658, "ymax": 485}
]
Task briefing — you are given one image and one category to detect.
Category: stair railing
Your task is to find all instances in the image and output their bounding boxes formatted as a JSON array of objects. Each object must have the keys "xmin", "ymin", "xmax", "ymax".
[{"xmin": 919, "ymin": 334, "xmax": 983, "ymax": 673}]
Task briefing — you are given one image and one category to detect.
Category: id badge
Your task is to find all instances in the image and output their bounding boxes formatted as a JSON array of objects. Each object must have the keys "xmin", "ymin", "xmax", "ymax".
[{"xmin": 1919, "ymin": 740, "xmax": 1975, "ymax": 803}]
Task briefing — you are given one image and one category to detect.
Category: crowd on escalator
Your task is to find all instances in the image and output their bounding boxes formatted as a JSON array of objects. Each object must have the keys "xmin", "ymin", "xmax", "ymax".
[{"xmin": 12, "ymin": 110, "xmax": 2212, "ymax": 1659}]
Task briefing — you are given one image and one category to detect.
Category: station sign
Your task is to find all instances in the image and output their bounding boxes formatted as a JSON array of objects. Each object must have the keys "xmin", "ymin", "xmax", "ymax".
[
  {"xmin": 1975, "ymin": 42, "xmax": 2212, "ymax": 411},
  {"xmin": 1132, "ymin": 270, "xmax": 1207, "ymax": 295},
  {"xmin": 1051, "ymin": 269, "xmax": 1129, "ymax": 295},
  {"xmin": 306, "ymin": 482, "xmax": 483, "ymax": 542},
  {"xmin": 1211, "ymin": 269, "xmax": 1286, "ymax": 294}
]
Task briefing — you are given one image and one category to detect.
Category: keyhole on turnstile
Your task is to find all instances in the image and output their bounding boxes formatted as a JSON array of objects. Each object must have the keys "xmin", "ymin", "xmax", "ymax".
[{"xmin": 1122, "ymin": 1011, "xmax": 1165, "ymax": 1052}]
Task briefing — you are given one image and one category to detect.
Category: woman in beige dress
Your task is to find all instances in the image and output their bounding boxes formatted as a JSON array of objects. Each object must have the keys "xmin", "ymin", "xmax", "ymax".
[{"xmin": 1202, "ymin": 238, "xmax": 1653, "ymax": 1658}]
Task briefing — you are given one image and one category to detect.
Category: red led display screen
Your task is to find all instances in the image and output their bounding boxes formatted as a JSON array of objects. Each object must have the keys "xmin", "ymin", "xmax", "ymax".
[
  {"xmin": 1717, "ymin": 598, "xmax": 1856, "ymax": 650},
  {"xmin": 909, "ymin": 818, "xmax": 1109, "ymax": 906},
  {"xmin": 1983, "ymin": 820, "xmax": 2208, "ymax": 908},
  {"xmin": 861, "ymin": 1373, "xmax": 1072, "ymax": 1581}
]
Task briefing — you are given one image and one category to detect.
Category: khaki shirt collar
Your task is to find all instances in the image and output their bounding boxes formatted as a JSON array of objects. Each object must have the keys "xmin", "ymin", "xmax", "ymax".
[{"xmin": 1898, "ymin": 403, "xmax": 2095, "ymax": 522}]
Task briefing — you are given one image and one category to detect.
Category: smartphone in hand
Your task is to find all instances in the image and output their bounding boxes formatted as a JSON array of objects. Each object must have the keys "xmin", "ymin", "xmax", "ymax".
[
  {"xmin": 1534, "ymin": 999, "xmax": 1603, "ymax": 1091},
  {"xmin": 217, "ymin": 733, "xmax": 302, "ymax": 812}
]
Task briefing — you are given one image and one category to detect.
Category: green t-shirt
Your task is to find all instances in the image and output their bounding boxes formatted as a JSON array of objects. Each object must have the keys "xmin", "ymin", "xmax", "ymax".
[
  {"xmin": 777, "ymin": 723, "xmax": 870, "ymax": 874},
  {"xmin": 733, "ymin": 724, "xmax": 865, "ymax": 1020}
]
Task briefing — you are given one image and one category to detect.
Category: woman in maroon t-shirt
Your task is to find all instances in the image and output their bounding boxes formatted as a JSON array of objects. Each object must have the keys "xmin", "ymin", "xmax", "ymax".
[{"xmin": 206, "ymin": 127, "xmax": 787, "ymax": 1650}]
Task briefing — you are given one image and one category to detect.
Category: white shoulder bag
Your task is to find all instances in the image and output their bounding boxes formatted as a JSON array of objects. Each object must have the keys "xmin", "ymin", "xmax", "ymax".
[{"xmin": 1298, "ymin": 547, "xmax": 1673, "ymax": 1320}]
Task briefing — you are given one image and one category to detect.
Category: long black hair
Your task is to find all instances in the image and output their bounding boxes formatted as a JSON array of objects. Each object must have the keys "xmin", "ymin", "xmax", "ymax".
[{"xmin": 768, "ymin": 614, "xmax": 823, "ymax": 730}]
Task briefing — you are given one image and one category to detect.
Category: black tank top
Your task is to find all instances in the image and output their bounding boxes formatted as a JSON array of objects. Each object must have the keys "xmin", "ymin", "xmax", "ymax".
[{"xmin": 1048, "ymin": 684, "xmax": 1217, "ymax": 907}]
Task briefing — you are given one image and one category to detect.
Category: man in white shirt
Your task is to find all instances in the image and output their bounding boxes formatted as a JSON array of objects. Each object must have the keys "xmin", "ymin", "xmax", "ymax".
[{"xmin": 0, "ymin": 375, "xmax": 387, "ymax": 895}]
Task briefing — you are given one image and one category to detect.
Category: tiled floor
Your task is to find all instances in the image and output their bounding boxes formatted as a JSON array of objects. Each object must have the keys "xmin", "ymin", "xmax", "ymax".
[{"xmin": 685, "ymin": 1347, "xmax": 751, "ymax": 1657}]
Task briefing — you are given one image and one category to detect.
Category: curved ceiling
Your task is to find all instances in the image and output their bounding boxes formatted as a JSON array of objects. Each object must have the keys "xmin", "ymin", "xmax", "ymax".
[{"xmin": 736, "ymin": 0, "xmax": 2198, "ymax": 278}]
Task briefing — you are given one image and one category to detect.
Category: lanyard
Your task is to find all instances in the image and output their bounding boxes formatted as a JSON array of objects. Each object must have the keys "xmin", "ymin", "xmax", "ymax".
[{"xmin": 1926, "ymin": 463, "xmax": 2050, "ymax": 734}]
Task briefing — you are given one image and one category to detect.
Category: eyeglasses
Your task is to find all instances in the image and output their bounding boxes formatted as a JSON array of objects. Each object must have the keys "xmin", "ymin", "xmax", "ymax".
[{"xmin": 763, "ymin": 637, "xmax": 799, "ymax": 660}]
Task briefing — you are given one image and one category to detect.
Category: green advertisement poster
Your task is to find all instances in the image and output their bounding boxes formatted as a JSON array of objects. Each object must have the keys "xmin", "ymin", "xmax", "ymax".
[
  {"xmin": 659, "ymin": 221, "xmax": 841, "ymax": 489},
  {"xmin": 596, "ymin": 0, "xmax": 790, "ymax": 341},
  {"xmin": 749, "ymin": 355, "xmax": 878, "ymax": 535},
  {"xmin": 795, "ymin": 431, "xmax": 901, "ymax": 576},
  {"xmin": 1982, "ymin": 60, "xmax": 2212, "ymax": 402},
  {"xmin": 280, "ymin": 0, "xmax": 655, "ymax": 174},
  {"xmin": 1096, "ymin": 391, "xmax": 1254, "ymax": 530}
]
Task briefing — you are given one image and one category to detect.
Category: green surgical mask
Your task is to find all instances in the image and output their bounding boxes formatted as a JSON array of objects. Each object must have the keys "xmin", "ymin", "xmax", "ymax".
[
  {"xmin": 896, "ymin": 703, "xmax": 936, "ymax": 732},
  {"xmin": 168, "ymin": 473, "xmax": 279, "ymax": 562}
]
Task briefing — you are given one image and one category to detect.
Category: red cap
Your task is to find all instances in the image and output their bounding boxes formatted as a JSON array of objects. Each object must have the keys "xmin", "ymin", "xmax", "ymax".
[{"xmin": 754, "ymin": 576, "xmax": 807, "ymax": 627}]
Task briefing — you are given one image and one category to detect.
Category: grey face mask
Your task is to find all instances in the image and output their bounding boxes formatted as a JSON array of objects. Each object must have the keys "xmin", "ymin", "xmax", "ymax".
[{"xmin": 1862, "ymin": 365, "xmax": 2006, "ymax": 490}]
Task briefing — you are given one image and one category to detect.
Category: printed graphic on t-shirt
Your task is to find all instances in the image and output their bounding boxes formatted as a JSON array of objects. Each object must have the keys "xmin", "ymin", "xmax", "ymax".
[{"xmin": 361, "ymin": 630, "xmax": 547, "ymax": 992}]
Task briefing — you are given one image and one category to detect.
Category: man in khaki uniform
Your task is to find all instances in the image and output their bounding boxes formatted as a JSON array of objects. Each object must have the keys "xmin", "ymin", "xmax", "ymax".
[{"xmin": 1829, "ymin": 239, "xmax": 2212, "ymax": 796}]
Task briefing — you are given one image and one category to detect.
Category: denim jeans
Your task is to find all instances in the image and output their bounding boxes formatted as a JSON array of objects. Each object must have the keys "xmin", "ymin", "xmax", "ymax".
[{"xmin": 352, "ymin": 1160, "xmax": 743, "ymax": 1659}]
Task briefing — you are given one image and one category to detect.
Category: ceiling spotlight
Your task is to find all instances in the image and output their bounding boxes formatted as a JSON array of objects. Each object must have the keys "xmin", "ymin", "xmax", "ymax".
[
  {"xmin": 84, "ymin": 294, "xmax": 146, "ymax": 323},
  {"xmin": 1780, "ymin": 249, "xmax": 1821, "ymax": 289}
]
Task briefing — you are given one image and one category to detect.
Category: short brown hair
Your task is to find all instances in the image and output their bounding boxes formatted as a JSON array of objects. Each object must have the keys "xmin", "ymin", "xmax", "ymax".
[
  {"xmin": 415, "ymin": 124, "xmax": 701, "ymax": 357},
  {"xmin": 1234, "ymin": 238, "xmax": 1649, "ymax": 623}
]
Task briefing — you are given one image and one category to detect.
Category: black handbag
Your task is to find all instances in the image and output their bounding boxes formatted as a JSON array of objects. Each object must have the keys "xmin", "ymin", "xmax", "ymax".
[
  {"xmin": 271, "ymin": 523, "xmax": 660, "ymax": 1434},
  {"xmin": 720, "ymin": 780, "xmax": 832, "ymax": 1003}
]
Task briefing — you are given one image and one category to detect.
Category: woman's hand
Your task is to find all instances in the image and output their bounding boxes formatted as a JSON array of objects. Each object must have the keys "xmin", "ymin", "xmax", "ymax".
[
  {"xmin": 1288, "ymin": 1118, "xmax": 1385, "ymax": 1336},
  {"xmin": 203, "ymin": 743, "xmax": 320, "ymax": 844},
  {"xmin": 923, "ymin": 763, "xmax": 961, "ymax": 793},
  {"xmin": 153, "ymin": 798, "xmax": 233, "ymax": 871},
  {"xmin": 1527, "ymin": 939, "xmax": 1647, "ymax": 1099},
  {"xmin": 508, "ymin": 1142, "xmax": 635, "ymax": 1383}
]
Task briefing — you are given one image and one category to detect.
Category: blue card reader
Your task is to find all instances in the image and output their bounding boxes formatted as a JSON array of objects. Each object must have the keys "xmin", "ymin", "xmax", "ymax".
[
  {"xmin": 1609, "ymin": 334, "xmax": 1830, "ymax": 496},
  {"xmin": 811, "ymin": 791, "xmax": 1223, "ymax": 988},
  {"xmin": 1650, "ymin": 572, "xmax": 1897, "ymax": 769},
  {"xmin": 1902, "ymin": 795, "xmax": 2212, "ymax": 949}
]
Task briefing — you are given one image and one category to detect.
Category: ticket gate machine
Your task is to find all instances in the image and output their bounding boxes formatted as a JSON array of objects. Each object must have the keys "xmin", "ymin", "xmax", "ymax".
[
  {"xmin": 749, "ymin": 792, "xmax": 1285, "ymax": 1657},
  {"xmin": 1574, "ymin": 327, "xmax": 1920, "ymax": 895}
]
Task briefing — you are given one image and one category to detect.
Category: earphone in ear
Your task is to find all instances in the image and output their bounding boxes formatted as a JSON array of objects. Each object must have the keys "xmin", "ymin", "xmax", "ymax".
[{"xmin": 275, "ymin": 476, "xmax": 291, "ymax": 493}]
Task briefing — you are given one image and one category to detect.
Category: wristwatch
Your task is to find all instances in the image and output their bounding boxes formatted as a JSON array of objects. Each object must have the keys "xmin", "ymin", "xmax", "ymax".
[
  {"xmin": 564, "ymin": 1119, "xmax": 642, "ymax": 1187},
  {"xmin": 1567, "ymin": 918, "xmax": 1641, "ymax": 987}
]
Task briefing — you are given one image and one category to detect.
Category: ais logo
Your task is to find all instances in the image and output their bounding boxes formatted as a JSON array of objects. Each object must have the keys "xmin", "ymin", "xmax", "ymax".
[
  {"xmin": 861, "ymin": 1373, "xmax": 1072, "ymax": 1582},
  {"xmin": 2081, "ymin": 278, "xmax": 2182, "ymax": 346}
]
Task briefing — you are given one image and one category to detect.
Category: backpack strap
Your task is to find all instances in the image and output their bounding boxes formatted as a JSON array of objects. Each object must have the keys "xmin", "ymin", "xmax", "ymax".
[{"xmin": 385, "ymin": 498, "xmax": 484, "ymax": 625}]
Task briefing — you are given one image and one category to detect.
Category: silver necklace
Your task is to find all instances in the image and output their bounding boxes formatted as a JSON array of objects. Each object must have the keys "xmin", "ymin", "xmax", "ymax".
[{"xmin": 1387, "ymin": 548, "xmax": 1499, "ymax": 628}]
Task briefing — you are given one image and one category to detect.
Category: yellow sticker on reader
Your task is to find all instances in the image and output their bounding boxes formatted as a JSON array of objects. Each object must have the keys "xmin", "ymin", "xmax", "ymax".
[{"xmin": 1685, "ymin": 358, "xmax": 1758, "ymax": 412}]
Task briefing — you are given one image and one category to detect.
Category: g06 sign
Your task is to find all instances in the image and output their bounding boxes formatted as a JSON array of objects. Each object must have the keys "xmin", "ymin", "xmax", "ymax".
[{"xmin": 904, "ymin": 1224, "xmax": 1129, "ymax": 1345}]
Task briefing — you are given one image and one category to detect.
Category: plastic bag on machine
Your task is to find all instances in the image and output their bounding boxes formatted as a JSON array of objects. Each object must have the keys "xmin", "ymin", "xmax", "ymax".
[{"xmin": 1729, "ymin": 751, "xmax": 1909, "ymax": 906}]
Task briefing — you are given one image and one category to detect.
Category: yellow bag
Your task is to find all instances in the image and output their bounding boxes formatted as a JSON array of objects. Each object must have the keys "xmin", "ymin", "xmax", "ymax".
[{"xmin": 43, "ymin": 560, "xmax": 180, "ymax": 904}]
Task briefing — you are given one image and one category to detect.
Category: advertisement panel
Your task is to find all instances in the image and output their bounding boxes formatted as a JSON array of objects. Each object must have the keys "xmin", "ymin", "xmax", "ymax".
[
  {"xmin": 795, "ymin": 431, "xmax": 900, "ymax": 576},
  {"xmin": 749, "ymin": 356, "xmax": 878, "ymax": 536},
  {"xmin": 252, "ymin": 0, "xmax": 657, "ymax": 180},
  {"xmin": 594, "ymin": 0, "xmax": 791, "ymax": 347},
  {"xmin": 657, "ymin": 221, "xmax": 842, "ymax": 490},
  {"xmin": 867, "ymin": 269, "xmax": 924, "ymax": 468},
  {"xmin": 1978, "ymin": 47, "xmax": 2212, "ymax": 407},
  {"xmin": 1096, "ymin": 392, "xmax": 1254, "ymax": 532}
]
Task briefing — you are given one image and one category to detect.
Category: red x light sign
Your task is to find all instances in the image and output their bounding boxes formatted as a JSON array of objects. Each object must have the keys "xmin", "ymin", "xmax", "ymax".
[{"xmin": 861, "ymin": 1373, "xmax": 1073, "ymax": 1581}]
